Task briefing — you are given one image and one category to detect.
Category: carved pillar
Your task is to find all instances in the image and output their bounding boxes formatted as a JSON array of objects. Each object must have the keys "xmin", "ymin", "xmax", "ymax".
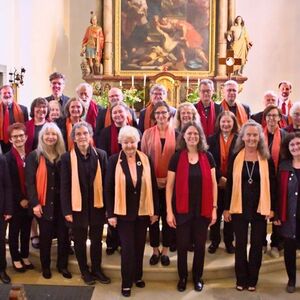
[
  {"xmin": 228, "ymin": 0, "xmax": 236, "ymax": 27},
  {"xmin": 103, "ymin": 0, "xmax": 113, "ymax": 75},
  {"xmin": 216, "ymin": 0, "xmax": 228, "ymax": 76}
]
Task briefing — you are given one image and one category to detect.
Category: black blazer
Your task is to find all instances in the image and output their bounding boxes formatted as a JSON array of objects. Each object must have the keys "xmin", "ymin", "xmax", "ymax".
[
  {"xmin": 60, "ymin": 147, "xmax": 107, "ymax": 228},
  {"xmin": 0, "ymin": 155, "xmax": 13, "ymax": 216},
  {"xmin": 195, "ymin": 101, "xmax": 223, "ymax": 117},
  {"xmin": 207, "ymin": 133, "xmax": 238, "ymax": 182},
  {"xmin": 105, "ymin": 151, "xmax": 159, "ymax": 221},
  {"xmin": 45, "ymin": 94, "xmax": 70, "ymax": 109}
]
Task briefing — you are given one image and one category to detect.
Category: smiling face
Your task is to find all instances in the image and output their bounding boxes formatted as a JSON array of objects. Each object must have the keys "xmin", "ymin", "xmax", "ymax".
[
  {"xmin": 289, "ymin": 137, "xmax": 300, "ymax": 158},
  {"xmin": 0, "ymin": 86, "xmax": 14, "ymax": 105},
  {"xmin": 48, "ymin": 101, "xmax": 61, "ymax": 121},
  {"xmin": 154, "ymin": 105, "xmax": 170, "ymax": 126},
  {"xmin": 242, "ymin": 125, "xmax": 260, "ymax": 150},
  {"xmin": 264, "ymin": 94, "xmax": 277, "ymax": 107},
  {"xmin": 291, "ymin": 108, "xmax": 300, "ymax": 127},
  {"xmin": 224, "ymin": 83, "xmax": 238, "ymax": 106},
  {"xmin": 112, "ymin": 105, "xmax": 127, "ymax": 126},
  {"xmin": 279, "ymin": 83, "xmax": 291, "ymax": 101},
  {"xmin": 34, "ymin": 103, "xmax": 48, "ymax": 121},
  {"xmin": 121, "ymin": 136, "xmax": 138, "ymax": 157},
  {"xmin": 9, "ymin": 129, "xmax": 27, "ymax": 149},
  {"xmin": 78, "ymin": 87, "xmax": 92, "ymax": 103},
  {"xmin": 108, "ymin": 88, "xmax": 123, "ymax": 105},
  {"xmin": 150, "ymin": 88, "xmax": 166, "ymax": 105},
  {"xmin": 220, "ymin": 115, "xmax": 234, "ymax": 135},
  {"xmin": 42, "ymin": 128, "xmax": 58, "ymax": 147},
  {"xmin": 199, "ymin": 83, "xmax": 213, "ymax": 105},
  {"xmin": 180, "ymin": 106, "xmax": 194, "ymax": 127},
  {"xmin": 73, "ymin": 126, "xmax": 91, "ymax": 149},
  {"xmin": 184, "ymin": 125, "xmax": 200, "ymax": 148},
  {"xmin": 50, "ymin": 78, "xmax": 65, "ymax": 98},
  {"xmin": 69, "ymin": 100, "xmax": 83, "ymax": 119},
  {"xmin": 265, "ymin": 108, "xmax": 280, "ymax": 128}
]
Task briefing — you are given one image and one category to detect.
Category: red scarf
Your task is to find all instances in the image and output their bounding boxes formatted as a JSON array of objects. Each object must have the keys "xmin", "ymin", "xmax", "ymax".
[
  {"xmin": 36, "ymin": 155, "xmax": 47, "ymax": 206},
  {"xmin": 175, "ymin": 150, "xmax": 213, "ymax": 218},
  {"xmin": 278, "ymin": 170, "xmax": 289, "ymax": 222},
  {"xmin": 11, "ymin": 147, "xmax": 26, "ymax": 196},
  {"xmin": 144, "ymin": 103, "xmax": 155, "ymax": 131},
  {"xmin": 219, "ymin": 134, "xmax": 234, "ymax": 176},
  {"xmin": 221, "ymin": 100, "xmax": 248, "ymax": 127},
  {"xmin": 110, "ymin": 123, "xmax": 120, "ymax": 155},
  {"xmin": 85, "ymin": 100, "xmax": 98, "ymax": 130},
  {"xmin": 25, "ymin": 119, "xmax": 35, "ymax": 153},
  {"xmin": 197, "ymin": 101, "xmax": 216, "ymax": 137},
  {"xmin": 263, "ymin": 127, "xmax": 281, "ymax": 172}
]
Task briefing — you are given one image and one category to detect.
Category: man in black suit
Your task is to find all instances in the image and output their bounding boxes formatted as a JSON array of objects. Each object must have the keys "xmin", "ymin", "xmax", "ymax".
[
  {"xmin": 0, "ymin": 85, "xmax": 28, "ymax": 153},
  {"xmin": 45, "ymin": 72, "xmax": 70, "ymax": 108}
]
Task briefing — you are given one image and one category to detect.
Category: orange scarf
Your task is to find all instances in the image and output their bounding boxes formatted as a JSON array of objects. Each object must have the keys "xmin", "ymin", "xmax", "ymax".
[
  {"xmin": 264, "ymin": 127, "xmax": 281, "ymax": 172},
  {"xmin": 230, "ymin": 148, "xmax": 271, "ymax": 215},
  {"xmin": 144, "ymin": 103, "xmax": 155, "ymax": 131},
  {"xmin": 141, "ymin": 123, "xmax": 175, "ymax": 179},
  {"xmin": 70, "ymin": 148, "xmax": 103, "ymax": 211},
  {"xmin": 219, "ymin": 134, "xmax": 234, "ymax": 176},
  {"xmin": 221, "ymin": 100, "xmax": 248, "ymax": 127},
  {"xmin": 36, "ymin": 155, "xmax": 47, "ymax": 206},
  {"xmin": 104, "ymin": 106, "xmax": 133, "ymax": 128},
  {"xmin": 66, "ymin": 118, "xmax": 74, "ymax": 151},
  {"xmin": 114, "ymin": 150, "xmax": 154, "ymax": 216},
  {"xmin": 0, "ymin": 102, "xmax": 24, "ymax": 140}
]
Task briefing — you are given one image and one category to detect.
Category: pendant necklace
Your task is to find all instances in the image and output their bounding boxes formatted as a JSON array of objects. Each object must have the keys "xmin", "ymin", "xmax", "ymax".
[{"xmin": 245, "ymin": 161, "xmax": 255, "ymax": 184}]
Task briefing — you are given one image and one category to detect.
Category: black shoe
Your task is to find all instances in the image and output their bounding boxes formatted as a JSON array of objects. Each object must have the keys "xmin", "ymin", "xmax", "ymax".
[
  {"xmin": 58, "ymin": 268, "xmax": 72, "ymax": 279},
  {"xmin": 42, "ymin": 268, "xmax": 52, "ymax": 279},
  {"xmin": 286, "ymin": 280, "xmax": 296, "ymax": 293},
  {"xmin": 22, "ymin": 259, "xmax": 34, "ymax": 270},
  {"xmin": 82, "ymin": 271, "xmax": 96, "ymax": 285},
  {"xmin": 92, "ymin": 270, "xmax": 111, "ymax": 284},
  {"xmin": 169, "ymin": 245, "xmax": 177, "ymax": 252},
  {"xmin": 194, "ymin": 279, "xmax": 204, "ymax": 292},
  {"xmin": 121, "ymin": 288, "xmax": 131, "ymax": 297},
  {"xmin": 0, "ymin": 270, "xmax": 11, "ymax": 284},
  {"xmin": 177, "ymin": 278, "xmax": 187, "ymax": 292},
  {"xmin": 106, "ymin": 247, "xmax": 116, "ymax": 255},
  {"xmin": 161, "ymin": 255, "xmax": 170, "ymax": 266},
  {"xmin": 208, "ymin": 243, "xmax": 218, "ymax": 254},
  {"xmin": 226, "ymin": 244, "xmax": 235, "ymax": 254},
  {"xmin": 13, "ymin": 261, "xmax": 26, "ymax": 273},
  {"xmin": 149, "ymin": 253, "xmax": 160, "ymax": 265},
  {"xmin": 135, "ymin": 280, "xmax": 145, "ymax": 288}
]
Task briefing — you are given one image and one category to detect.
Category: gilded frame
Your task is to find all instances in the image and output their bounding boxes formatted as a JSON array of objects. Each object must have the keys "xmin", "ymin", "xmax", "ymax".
[{"xmin": 115, "ymin": 0, "xmax": 216, "ymax": 76}]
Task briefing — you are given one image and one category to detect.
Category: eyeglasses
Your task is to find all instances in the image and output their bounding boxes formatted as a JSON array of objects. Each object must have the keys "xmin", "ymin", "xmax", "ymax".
[
  {"xmin": 266, "ymin": 114, "xmax": 279, "ymax": 118},
  {"xmin": 11, "ymin": 134, "xmax": 25, "ymax": 139},
  {"xmin": 151, "ymin": 92, "xmax": 163, "ymax": 96},
  {"xmin": 154, "ymin": 111, "xmax": 168, "ymax": 115}
]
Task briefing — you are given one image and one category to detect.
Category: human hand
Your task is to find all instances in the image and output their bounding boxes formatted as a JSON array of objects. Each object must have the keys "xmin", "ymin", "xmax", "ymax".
[
  {"xmin": 166, "ymin": 212, "xmax": 176, "ymax": 228},
  {"xmin": 108, "ymin": 217, "xmax": 117, "ymax": 228},
  {"xmin": 223, "ymin": 210, "xmax": 231, "ymax": 222},
  {"xmin": 20, "ymin": 199, "xmax": 29, "ymax": 208},
  {"xmin": 209, "ymin": 208, "xmax": 217, "ymax": 227},
  {"xmin": 65, "ymin": 215, "xmax": 73, "ymax": 223},
  {"xmin": 4, "ymin": 215, "xmax": 12, "ymax": 221},
  {"xmin": 33, "ymin": 204, "xmax": 43, "ymax": 218},
  {"xmin": 150, "ymin": 215, "xmax": 159, "ymax": 225}
]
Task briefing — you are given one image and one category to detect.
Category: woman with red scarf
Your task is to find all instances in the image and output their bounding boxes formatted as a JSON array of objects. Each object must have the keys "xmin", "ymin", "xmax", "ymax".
[
  {"xmin": 25, "ymin": 122, "xmax": 71, "ymax": 279},
  {"xmin": 166, "ymin": 121, "xmax": 217, "ymax": 292},
  {"xmin": 274, "ymin": 132, "xmax": 300, "ymax": 293},
  {"xmin": 5, "ymin": 123, "xmax": 34, "ymax": 272}
]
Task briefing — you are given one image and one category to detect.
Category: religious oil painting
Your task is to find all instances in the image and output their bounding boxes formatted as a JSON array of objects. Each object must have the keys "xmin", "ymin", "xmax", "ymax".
[{"xmin": 115, "ymin": 0, "xmax": 216, "ymax": 76}]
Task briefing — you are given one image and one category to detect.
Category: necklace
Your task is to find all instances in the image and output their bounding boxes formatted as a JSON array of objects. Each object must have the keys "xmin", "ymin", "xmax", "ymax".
[{"xmin": 245, "ymin": 161, "xmax": 255, "ymax": 184}]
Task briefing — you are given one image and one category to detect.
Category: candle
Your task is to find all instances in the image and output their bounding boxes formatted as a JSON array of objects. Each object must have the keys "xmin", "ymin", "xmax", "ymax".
[
  {"xmin": 119, "ymin": 80, "xmax": 122, "ymax": 88},
  {"xmin": 131, "ymin": 75, "xmax": 134, "ymax": 87},
  {"xmin": 197, "ymin": 78, "xmax": 200, "ymax": 87},
  {"xmin": 143, "ymin": 74, "xmax": 146, "ymax": 87},
  {"xmin": 186, "ymin": 76, "xmax": 190, "ymax": 88}
]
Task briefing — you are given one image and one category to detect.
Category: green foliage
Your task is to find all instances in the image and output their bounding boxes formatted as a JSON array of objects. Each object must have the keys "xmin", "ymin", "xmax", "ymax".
[{"xmin": 122, "ymin": 88, "xmax": 143, "ymax": 108}]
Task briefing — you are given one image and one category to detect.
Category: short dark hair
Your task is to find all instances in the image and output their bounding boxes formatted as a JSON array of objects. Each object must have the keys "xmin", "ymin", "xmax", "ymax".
[
  {"xmin": 278, "ymin": 80, "xmax": 292, "ymax": 90},
  {"xmin": 281, "ymin": 132, "xmax": 300, "ymax": 160},
  {"xmin": 215, "ymin": 110, "xmax": 239, "ymax": 134},
  {"xmin": 30, "ymin": 97, "xmax": 49, "ymax": 118},
  {"xmin": 49, "ymin": 72, "xmax": 65, "ymax": 82},
  {"xmin": 8, "ymin": 122, "xmax": 26, "ymax": 138},
  {"xmin": 150, "ymin": 100, "xmax": 171, "ymax": 121},
  {"xmin": 263, "ymin": 105, "xmax": 282, "ymax": 120}
]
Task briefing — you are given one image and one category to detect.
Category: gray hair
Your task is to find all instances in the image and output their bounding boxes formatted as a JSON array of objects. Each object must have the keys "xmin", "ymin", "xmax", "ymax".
[
  {"xmin": 263, "ymin": 90, "xmax": 277, "ymax": 99},
  {"xmin": 70, "ymin": 121, "xmax": 93, "ymax": 141},
  {"xmin": 150, "ymin": 84, "xmax": 167, "ymax": 96},
  {"xmin": 118, "ymin": 125, "xmax": 140, "ymax": 144},
  {"xmin": 234, "ymin": 120, "xmax": 270, "ymax": 159},
  {"xmin": 76, "ymin": 83, "xmax": 93, "ymax": 96},
  {"xmin": 289, "ymin": 101, "xmax": 300, "ymax": 117},
  {"xmin": 199, "ymin": 79, "xmax": 214, "ymax": 90},
  {"xmin": 224, "ymin": 80, "xmax": 238, "ymax": 89}
]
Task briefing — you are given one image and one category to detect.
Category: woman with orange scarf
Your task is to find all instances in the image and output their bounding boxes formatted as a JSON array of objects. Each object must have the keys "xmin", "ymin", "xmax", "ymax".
[
  {"xmin": 105, "ymin": 126, "xmax": 159, "ymax": 297},
  {"xmin": 166, "ymin": 122, "xmax": 217, "ymax": 292},
  {"xmin": 25, "ymin": 122, "xmax": 71, "ymax": 280},
  {"xmin": 224, "ymin": 120, "xmax": 275, "ymax": 292},
  {"xmin": 141, "ymin": 101, "xmax": 176, "ymax": 267},
  {"xmin": 207, "ymin": 111, "xmax": 238, "ymax": 254}
]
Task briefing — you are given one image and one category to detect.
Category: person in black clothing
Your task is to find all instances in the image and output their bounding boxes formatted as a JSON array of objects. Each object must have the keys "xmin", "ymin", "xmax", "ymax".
[
  {"xmin": 25, "ymin": 122, "xmax": 71, "ymax": 280},
  {"xmin": 166, "ymin": 121, "xmax": 217, "ymax": 292},
  {"xmin": 6, "ymin": 123, "xmax": 34, "ymax": 272},
  {"xmin": 60, "ymin": 121, "xmax": 110, "ymax": 286},
  {"xmin": 105, "ymin": 125, "xmax": 159, "ymax": 297},
  {"xmin": 224, "ymin": 120, "xmax": 275, "ymax": 291},
  {"xmin": 207, "ymin": 111, "xmax": 238, "ymax": 254}
]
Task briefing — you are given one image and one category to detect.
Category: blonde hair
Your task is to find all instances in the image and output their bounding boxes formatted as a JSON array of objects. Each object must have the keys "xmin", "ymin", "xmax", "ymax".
[{"xmin": 173, "ymin": 102, "xmax": 200, "ymax": 130}]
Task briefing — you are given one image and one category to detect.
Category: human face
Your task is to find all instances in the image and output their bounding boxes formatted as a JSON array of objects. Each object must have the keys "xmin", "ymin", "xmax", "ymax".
[
  {"xmin": 91, "ymin": 16, "xmax": 97, "ymax": 26},
  {"xmin": 242, "ymin": 126, "xmax": 260, "ymax": 150},
  {"xmin": 108, "ymin": 89, "xmax": 123, "ymax": 105},
  {"xmin": 9, "ymin": 129, "xmax": 27, "ymax": 149},
  {"xmin": 265, "ymin": 108, "xmax": 280, "ymax": 128},
  {"xmin": 42, "ymin": 129, "xmax": 58, "ymax": 147},
  {"xmin": 34, "ymin": 104, "xmax": 48, "ymax": 121},
  {"xmin": 78, "ymin": 88, "xmax": 92, "ymax": 103},
  {"xmin": 220, "ymin": 115, "xmax": 234, "ymax": 135},
  {"xmin": 224, "ymin": 84, "xmax": 238, "ymax": 106},
  {"xmin": 292, "ymin": 109, "xmax": 300, "ymax": 127},
  {"xmin": 150, "ymin": 89, "xmax": 166, "ymax": 105},
  {"xmin": 0, "ymin": 86, "xmax": 14, "ymax": 105},
  {"xmin": 121, "ymin": 136, "xmax": 138, "ymax": 158},
  {"xmin": 183, "ymin": 126, "xmax": 200, "ymax": 148},
  {"xmin": 180, "ymin": 106, "xmax": 194, "ymax": 126},
  {"xmin": 73, "ymin": 126, "xmax": 91, "ymax": 149},
  {"xmin": 279, "ymin": 83, "xmax": 291, "ymax": 101},
  {"xmin": 48, "ymin": 101, "xmax": 61, "ymax": 121},
  {"xmin": 50, "ymin": 78, "xmax": 65, "ymax": 98},
  {"xmin": 264, "ymin": 95, "xmax": 277, "ymax": 107},
  {"xmin": 112, "ymin": 105, "xmax": 126, "ymax": 126},
  {"xmin": 154, "ymin": 105, "xmax": 169, "ymax": 126},
  {"xmin": 69, "ymin": 100, "xmax": 83, "ymax": 119},
  {"xmin": 288, "ymin": 137, "xmax": 300, "ymax": 158},
  {"xmin": 199, "ymin": 84, "xmax": 213, "ymax": 105}
]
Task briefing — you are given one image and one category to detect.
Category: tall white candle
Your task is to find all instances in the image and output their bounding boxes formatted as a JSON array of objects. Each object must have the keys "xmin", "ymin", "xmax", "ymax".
[
  {"xmin": 186, "ymin": 76, "xmax": 190, "ymax": 88},
  {"xmin": 143, "ymin": 74, "xmax": 146, "ymax": 87},
  {"xmin": 131, "ymin": 75, "xmax": 134, "ymax": 87},
  {"xmin": 197, "ymin": 78, "xmax": 200, "ymax": 87},
  {"xmin": 120, "ymin": 80, "xmax": 122, "ymax": 88}
]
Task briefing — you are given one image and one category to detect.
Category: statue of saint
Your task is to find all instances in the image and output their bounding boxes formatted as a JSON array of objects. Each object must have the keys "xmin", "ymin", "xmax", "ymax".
[
  {"xmin": 81, "ymin": 12, "xmax": 104, "ymax": 75},
  {"xmin": 227, "ymin": 16, "xmax": 253, "ymax": 75}
]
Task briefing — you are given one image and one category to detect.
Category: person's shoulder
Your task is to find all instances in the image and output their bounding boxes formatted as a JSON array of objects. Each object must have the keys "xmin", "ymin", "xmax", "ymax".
[
  {"xmin": 95, "ymin": 147, "xmax": 107, "ymax": 157},
  {"xmin": 61, "ymin": 151, "xmax": 70, "ymax": 161},
  {"xmin": 108, "ymin": 153, "xmax": 119, "ymax": 164}
]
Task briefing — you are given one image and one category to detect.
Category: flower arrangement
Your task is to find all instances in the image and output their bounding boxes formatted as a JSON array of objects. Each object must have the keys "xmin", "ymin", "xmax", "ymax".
[{"xmin": 122, "ymin": 88, "xmax": 143, "ymax": 108}]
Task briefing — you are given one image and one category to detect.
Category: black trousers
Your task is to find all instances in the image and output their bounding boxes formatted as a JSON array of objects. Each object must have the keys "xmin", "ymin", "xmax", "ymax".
[
  {"xmin": 8, "ymin": 212, "xmax": 33, "ymax": 261},
  {"xmin": 263, "ymin": 223, "xmax": 283, "ymax": 248},
  {"xmin": 118, "ymin": 218, "xmax": 149, "ymax": 288},
  {"xmin": 72, "ymin": 224, "xmax": 104, "ymax": 274},
  {"xmin": 149, "ymin": 188, "xmax": 174, "ymax": 248},
  {"xmin": 176, "ymin": 216, "xmax": 209, "ymax": 280},
  {"xmin": 106, "ymin": 224, "xmax": 120, "ymax": 250},
  {"xmin": 0, "ymin": 218, "xmax": 7, "ymax": 271},
  {"xmin": 232, "ymin": 215, "xmax": 266, "ymax": 287},
  {"xmin": 37, "ymin": 213, "xmax": 69, "ymax": 270},
  {"xmin": 209, "ymin": 188, "xmax": 234, "ymax": 246}
]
